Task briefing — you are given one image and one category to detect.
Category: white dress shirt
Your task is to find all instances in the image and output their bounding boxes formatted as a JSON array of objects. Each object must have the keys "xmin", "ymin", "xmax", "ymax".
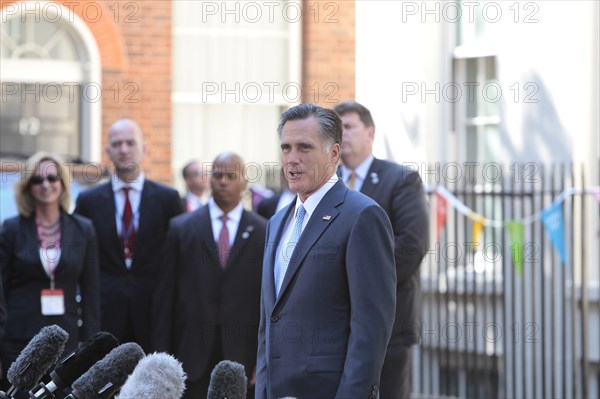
[
  {"xmin": 340, "ymin": 155, "xmax": 374, "ymax": 192},
  {"xmin": 274, "ymin": 174, "xmax": 339, "ymax": 287},
  {"xmin": 208, "ymin": 197, "xmax": 243, "ymax": 247},
  {"xmin": 111, "ymin": 173, "xmax": 145, "ymax": 235}
]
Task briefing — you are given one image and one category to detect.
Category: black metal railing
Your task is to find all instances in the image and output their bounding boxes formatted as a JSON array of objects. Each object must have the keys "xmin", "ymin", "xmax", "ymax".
[{"xmin": 414, "ymin": 163, "xmax": 599, "ymax": 399}]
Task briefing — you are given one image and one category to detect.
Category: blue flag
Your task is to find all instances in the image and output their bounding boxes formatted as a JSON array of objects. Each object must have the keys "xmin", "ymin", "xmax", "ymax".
[{"xmin": 541, "ymin": 202, "xmax": 568, "ymax": 267}]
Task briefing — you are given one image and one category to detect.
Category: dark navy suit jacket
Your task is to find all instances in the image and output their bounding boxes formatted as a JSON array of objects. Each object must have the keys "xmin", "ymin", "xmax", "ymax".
[
  {"xmin": 348, "ymin": 158, "xmax": 430, "ymax": 345},
  {"xmin": 256, "ymin": 180, "xmax": 396, "ymax": 399},
  {"xmin": 153, "ymin": 205, "xmax": 267, "ymax": 382}
]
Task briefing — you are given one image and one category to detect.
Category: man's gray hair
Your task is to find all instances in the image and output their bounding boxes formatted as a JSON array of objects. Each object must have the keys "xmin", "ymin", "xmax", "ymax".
[{"xmin": 277, "ymin": 103, "xmax": 342, "ymax": 148}]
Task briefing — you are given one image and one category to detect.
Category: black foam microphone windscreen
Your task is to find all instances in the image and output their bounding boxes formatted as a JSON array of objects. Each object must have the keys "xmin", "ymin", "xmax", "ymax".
[
  {"xmin": 116, "ymin": 352, "xmax": 187, "ymax": 399},
  {"xmin": 206, "ymin": 360, "xmax": 247, "ymax": 399},
  {"xmin": 67, "ymin": 342, "xmax": 145, "ymax": 399},
  {"xmin": 5, "ymin": 325, "xmax": 69, "ymax": 396},
  {"xmin": 30, "ymin": 332, "xmax": 119, "ymax": 398}
]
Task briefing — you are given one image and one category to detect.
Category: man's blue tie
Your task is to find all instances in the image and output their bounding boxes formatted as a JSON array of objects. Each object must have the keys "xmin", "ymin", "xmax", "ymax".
[{"xmin": 275, "ymin": 204, "xmax": 306, "ymax": 297}]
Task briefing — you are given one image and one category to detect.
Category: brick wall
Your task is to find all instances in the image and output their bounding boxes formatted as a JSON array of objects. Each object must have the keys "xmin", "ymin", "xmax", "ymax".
[
  {"xmin": 1, "ymin": 0, "xmax": 355, "ymax": 183},
  {"xmin": 301, "ymin": 0, "xmax": 355, "ymax": 107},
  {"xmin": 0, "ymin": 0, "xmax": 173, "ymax": 184}
]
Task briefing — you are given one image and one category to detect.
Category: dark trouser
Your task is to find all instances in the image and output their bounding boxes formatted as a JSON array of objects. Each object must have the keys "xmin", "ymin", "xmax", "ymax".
[
  {"xmin": 181, "ymin": 327, "xmax": 256, "ymax": 399},
  {"xmin": 380, "ymin": 344, "xmax": 412, "ymax": 399},
  {"xmin": 183, "ymin": 376, "xmax": 213, "ymax": 399},
  {"xmin": 182, "ymin": 330, "xmax": 224, "ymax": 399}
]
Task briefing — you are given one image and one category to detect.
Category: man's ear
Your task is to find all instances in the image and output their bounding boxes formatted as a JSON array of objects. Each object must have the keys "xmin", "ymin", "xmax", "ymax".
[
  {"xmin": 330, "ymin": 142, "xmax": 341, "ymax": 164},
  {"xmin": 367, "ymin": 126, "xmax": 375, "ymax": 141}
]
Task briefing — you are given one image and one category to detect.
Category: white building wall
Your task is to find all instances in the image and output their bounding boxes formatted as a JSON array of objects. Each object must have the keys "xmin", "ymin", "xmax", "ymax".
[{"xmin": 356, "ymin": 1, "xmax": 599, "ymax": 397}]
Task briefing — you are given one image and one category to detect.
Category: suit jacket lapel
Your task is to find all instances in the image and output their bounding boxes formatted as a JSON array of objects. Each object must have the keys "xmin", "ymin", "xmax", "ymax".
[
  {"xmin": 55, "ymin": 212, "xmax": 76, "ymax": 275},
  {"xmin": 95, "ymin": 183, "xmax": 124, "ymax": 268},
  {"xmin": 199, "ymin": 205, "xmax": 223, "ymax": 267},
  {"xmin": 275, "ymin": 181, "xmax": 345, "ymax": 306},
  {"xmin": 226, "ymin": 210, "xmax": 254, "ymax": 269},
  {"xmin": 136, "ymin": 180, "xmax": 153, "ymax": 249},
  {"xmin": 101, "ymin": 183, "xmax": 119, "ymax": 237},
  {"xmin": 264, "ymin": 201, "xmax": 295, "ymax": 308},
  {"xmin": 23, "ymin": 215, "xmax": 47, "ymax": 278},
  {"xmin": 359, "ymin": 157, "xmax": 381, "ymax": 197}
]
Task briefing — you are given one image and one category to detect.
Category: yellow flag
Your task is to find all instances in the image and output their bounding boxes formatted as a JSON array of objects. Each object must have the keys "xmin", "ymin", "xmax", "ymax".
[{"xmin": 472, "ymin": 214, "xmax": 484, "ymax": 251}]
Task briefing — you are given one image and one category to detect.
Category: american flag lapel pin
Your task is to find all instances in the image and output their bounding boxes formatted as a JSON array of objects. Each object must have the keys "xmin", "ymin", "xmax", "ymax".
[{"xmin": 322, "ymin": 215, "xmax": 332, "ymax": 221}]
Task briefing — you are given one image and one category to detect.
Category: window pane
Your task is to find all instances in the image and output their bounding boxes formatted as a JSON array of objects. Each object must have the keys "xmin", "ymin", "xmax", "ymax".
[
  {"xmin": 481, "ymin": 57, "xmax": 499, "ymax": 117},
  {"xmin": 35, "ymin": 18, "xmax": 59, "ymax": 47},
  {"xmin": 0, "ymin": 83, "xmax": 80, "ymax": 159},
  {"xmin": 466, "ymin": 58, "xmax": 478, "ymax": 118},
  {"xmin": 466, "ymin": 125, "xmax": 478, "ymax": 163},
  {"xmin": 1, "ymin": 15, "xmax": 77, "ymax": 60},
  {"xmin": 483, "ymin": 124, "xmax": 501, "ymax": 162}
]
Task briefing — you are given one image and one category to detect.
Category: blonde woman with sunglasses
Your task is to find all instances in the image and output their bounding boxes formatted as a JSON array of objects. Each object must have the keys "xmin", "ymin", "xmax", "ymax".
[{"xmin": 0, "ymin": 152, "xmax": 100, "ymax": 387}]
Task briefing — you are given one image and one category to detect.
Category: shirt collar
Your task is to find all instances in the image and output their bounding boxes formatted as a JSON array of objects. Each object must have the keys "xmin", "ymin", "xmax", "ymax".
[
  {"xmin": 112, "ymin": 172, "xmax": 145, "ymax": 193},
  {"xmin": 185, "ymin": 192, "xmax": 204, "ymax": 203},
  {"xmin": 341, "ymin": 155, "xmax": 374, "ymax": 182},
  {"xmin": 208, "ymin": 197, "xmax": 243, "ymax": 223},
  {"xmin": 293, "ymin": 173, "xmax": 339, "ymax": 219}
]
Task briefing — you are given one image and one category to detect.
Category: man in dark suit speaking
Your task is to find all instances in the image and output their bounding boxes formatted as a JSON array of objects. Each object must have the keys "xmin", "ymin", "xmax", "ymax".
[
  {"xmin": 75, "ymin": 119, "xmax": 183, "ymax": 352},
  {"xmin": 335, "ymin": 101, "xmax": 430, "ymax": 399},
  {"xmin": 256, "ymin": 104, "xmax": 397, "ymax": 399}
]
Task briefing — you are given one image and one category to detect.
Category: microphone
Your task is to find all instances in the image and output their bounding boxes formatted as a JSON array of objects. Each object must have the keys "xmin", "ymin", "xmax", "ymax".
[
  {"xmin": 65, "ymin": 343, "xmax": 144, "ymax": 399},
  {"xmin": 115, "ymin": 352, "xmax": 186, "ymax": 399},
  {"xmin": 29, "ymin": 332, "xmax": 119, "ymax": 399},
  {"xmin": 206, "ymin": 360, "xmax": 247, "ymax": 399},
  {"xmin": 3, "ymin": 325, "xmax": 69, "ymax": 399}
]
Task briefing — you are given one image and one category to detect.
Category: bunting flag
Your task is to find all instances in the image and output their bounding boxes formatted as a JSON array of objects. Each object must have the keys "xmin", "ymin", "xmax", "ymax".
[
  {"xmin": 471, "ymin": 214, "xmax": 485, "ymax": 252},
  {"xmin": 435, "ymin": 192, "xmax": 448, "ymax": 240},
  {"xmin": 433, "ymin": 185, "xmax": 600, "ymax": 227},
  {"xmin": 540, "ymin": 202, "xmax": 568, "ymax": 267},
  {"xmin": 506, "ymin": 221, "xmax": 525, "ymax": 274},
  {"xmin": 430, "ymin": 185, "xmax": 599, "ymax": 267}
]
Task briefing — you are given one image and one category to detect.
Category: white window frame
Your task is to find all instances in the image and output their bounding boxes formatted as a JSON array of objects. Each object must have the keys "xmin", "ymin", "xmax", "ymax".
[{"xmin": 0, "ymin": 1, "xmax": 101, "ymax": 162}]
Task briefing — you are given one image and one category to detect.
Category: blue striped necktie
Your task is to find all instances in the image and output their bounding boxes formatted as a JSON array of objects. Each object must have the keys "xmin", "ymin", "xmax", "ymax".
[{"xmin": 276, "ymin": 204, "xmax": 306, "ymax": 297}]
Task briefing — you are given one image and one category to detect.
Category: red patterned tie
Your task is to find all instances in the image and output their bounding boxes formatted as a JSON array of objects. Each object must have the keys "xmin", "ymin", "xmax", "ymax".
[
  {"xmin": 121, "ymin": 187, "xmax": 135, "ymax": 265},
  {"xmin": 217, "ymin": 214, "xmax": 230, "ymax": 268}
]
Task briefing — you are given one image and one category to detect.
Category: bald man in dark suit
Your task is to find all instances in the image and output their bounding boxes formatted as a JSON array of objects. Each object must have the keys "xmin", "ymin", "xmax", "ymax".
[
  {"xmin": 75, "ymin": 119, "xmax": 183, "ymax": 352},
  {"xmin": 154, "ymin": 152, "xmax": 267, "ymax": 399}
]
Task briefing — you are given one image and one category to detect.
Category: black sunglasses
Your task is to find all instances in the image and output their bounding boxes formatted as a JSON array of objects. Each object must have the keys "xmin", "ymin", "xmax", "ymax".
[{"xmin": 30, "ymin": 175, "xmax": 61, "ymax": 185}]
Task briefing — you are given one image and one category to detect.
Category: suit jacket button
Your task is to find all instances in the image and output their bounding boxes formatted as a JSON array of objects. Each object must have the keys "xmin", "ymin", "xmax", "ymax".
[{"xmin": 270, "ymin": 316, "xmax": 280, "ymax": 322}]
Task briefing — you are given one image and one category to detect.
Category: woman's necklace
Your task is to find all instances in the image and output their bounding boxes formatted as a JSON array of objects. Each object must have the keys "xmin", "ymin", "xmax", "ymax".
[
  {"xmin": 39, "ymin": 220, "xmax": 60, "ymax": 229},
  {"xmin": 37, "ymin": 218, "xmax": 60, "ymax": 244}
]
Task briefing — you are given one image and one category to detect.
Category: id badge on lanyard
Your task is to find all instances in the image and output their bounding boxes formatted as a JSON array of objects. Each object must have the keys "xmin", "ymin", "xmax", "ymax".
[
  {"xmin": 38, "ymin": 219, "xmax": 65, "ymax": 316},
  {"xmin": 41, "ymin": 288, "xmax": 65, "ymax": 315}
]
